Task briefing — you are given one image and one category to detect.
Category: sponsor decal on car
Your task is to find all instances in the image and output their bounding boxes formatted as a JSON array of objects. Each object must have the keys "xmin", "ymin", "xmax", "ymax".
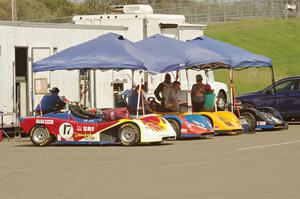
[
  {"xmin": 257, "ymin": 121, "xmax": 267, "ymax": 125},
  {"xmin": 181, "ymin": 129, "xmax": 188, "ymax": 133},
  {"xmin": 59, "ymin": 123, "xmax": 74, "ymax": 139},
  {"xmin": 36, "ymin": 119, "xmax": 54, "ymax": 125},
  {"xmin": 83, "ymin": 126, "xmax": 95, "ymax": 132},
  {"xmin": 36, "ymin": 120, "xmax": 44, "ymax": 124},
  {"xmin": 45, "ymin": 120, "xmax": 54, "ymax": 125},
  {"xmin": 75, "ymin": 132, "xmax": 94, "ymax": 139},
  {"xmin": 141, "ymin": 117, "xmax": 165, "ymax": 132}
]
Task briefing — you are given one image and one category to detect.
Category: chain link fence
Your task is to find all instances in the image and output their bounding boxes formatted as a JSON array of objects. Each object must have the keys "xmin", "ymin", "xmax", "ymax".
[
  {"xmin": 153, "ymin": 0, "xmax": 300, "ymax": 24},
  {"xmin": 26, "ymin": 0, "xmax": 299, "ymax": 24}
]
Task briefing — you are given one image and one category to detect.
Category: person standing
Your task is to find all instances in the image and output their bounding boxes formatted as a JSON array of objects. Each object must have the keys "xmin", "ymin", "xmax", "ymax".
[
  {"xmin": 202, "ymin": 84, "xmax": 216, "ymax": 112},
  {"xmin": 128, "ymin": 84, "xmax": 149, "ymax": 114},
  {"xmin": 154, "ymin": 73, "xmax": 172, "ymax": 109},
  {"xmin": 123, "ymin": 83, "xmax": 137, "ymax": 104},
  {"xmin": 191, "ymin": 75, "xmax": 206, "ymax": 112},
  {"xmin": 165, "ymin": 81, "xmax": 181, "ymax": 112}
]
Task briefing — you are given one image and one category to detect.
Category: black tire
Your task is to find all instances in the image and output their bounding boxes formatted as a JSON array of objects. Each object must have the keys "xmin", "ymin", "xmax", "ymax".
[
  {"xmin": 241, "ymin": 112, "xmax": 256, "ymax": 132},
  {"xmin": 118, "ymin": 123, "xmax": 140, "ymax": 146},
  {"xmin": 216, "ymin": 91, "xmax": 227, "ymax": 111},
  {"xmin": 166, "ymin": 119, "xmax": 181, "ymax": 139},
  {"xmin": 30, "ymin": 125, "xmax": 52, "ymax": 146},
  {"xmin": 242, "ymin": 102, "xmax": 255, "ymax": 109}
]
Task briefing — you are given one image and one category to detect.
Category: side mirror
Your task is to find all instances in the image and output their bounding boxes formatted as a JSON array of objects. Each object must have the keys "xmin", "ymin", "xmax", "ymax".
[{"xmin": 264, "ymin": 88, "xmax": 272, "ymax": 94}]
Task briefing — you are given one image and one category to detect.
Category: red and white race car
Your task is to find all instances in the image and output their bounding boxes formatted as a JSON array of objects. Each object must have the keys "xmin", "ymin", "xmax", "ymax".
[{"xmin": 19, "ymin": 103, "xmax": 176, "ymax": 146}]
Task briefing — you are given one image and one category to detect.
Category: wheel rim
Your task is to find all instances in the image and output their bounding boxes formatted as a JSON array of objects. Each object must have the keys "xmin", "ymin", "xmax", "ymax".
[
  {"xmin": 244, "ymin": 115, "xmax": 254, "ymax": 127},
  {"xmin": 32, "ymin": 127, "xmax": 48, "ymax": 143},
  {"xmin": 120, "ymin": 126, "xmax": 136, "ymax": 143}
]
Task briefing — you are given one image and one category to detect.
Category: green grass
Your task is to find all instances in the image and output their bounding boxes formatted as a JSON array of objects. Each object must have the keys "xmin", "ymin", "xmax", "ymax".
[{"xmin": 205, "ymin": 17, "xmax": 300, "ymax": 95}]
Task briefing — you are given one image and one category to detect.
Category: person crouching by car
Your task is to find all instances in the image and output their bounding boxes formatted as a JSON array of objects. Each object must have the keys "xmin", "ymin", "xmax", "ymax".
[
  {"xmin": 191, "ymin": 74, "xmax": 205, "ymax": 112},
  {"xmin": 202, "ymin": 84, "xmax": 216, "ymax": 112},
  {"xmin": 165, "ymin": 81, "xmax": 181, "ymax": 112},
  {"xmin": 35, "ymin": 87, "xmax": 65, "ymax": 115}
]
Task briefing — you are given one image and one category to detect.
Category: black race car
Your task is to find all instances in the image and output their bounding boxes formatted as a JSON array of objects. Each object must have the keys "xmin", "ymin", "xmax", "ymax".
[{"xmin": 236, "ymin": 106, "xmax": 288, "ymax": 132}]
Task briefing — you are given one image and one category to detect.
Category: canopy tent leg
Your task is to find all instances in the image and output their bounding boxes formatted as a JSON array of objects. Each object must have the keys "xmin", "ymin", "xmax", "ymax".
[
  {"xmin": 131, "ymin": 70, "xmax": 135, "ymax": 88},
  {"xmin": 93, "ymin": 69, "xmax": 96, "ymax": 108},
  {"xmin": 270, "ymin": 66, "xmax": 277, "ymax": 106},
  {"xmin": 83, "ymin": 70, "xmax": 87, "ymax": 107},
  {"xmin": 136, "ymin": 71, "xmax": 143, "ymax": 118},
  {"xmin": 175, "ymin": 70, "xmax": 179, "ymax": 81},
  {"xmin": 185, "ymin": 69, "xmax": 192, "ymax": 114},
  {"xmin": 229, "ymin": 68, "xmax": 234, "ymax": 112}
]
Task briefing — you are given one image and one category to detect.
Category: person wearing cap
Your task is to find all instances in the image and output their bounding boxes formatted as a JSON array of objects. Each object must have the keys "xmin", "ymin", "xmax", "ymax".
[
  {"xmin": 165, "ymin": 81, "xmax": 181, "ymax": 112},
  {"xmin": 191, "ymin": 74, "xmax": 206, "ymax": 112},
  {"xmin": 202, "ymin": 84, "xmax": 216, "ymax": 112},
  {"xmin": 154, "ymin": 73, "xmax": 172, "ymax": 109},
  {"xmin": 123, "ymin": 83, "xmax": 137, "ymax": 104},
  {"xmin": 128, "ymin": 84, "xmax": 149, "ymax": 114},
  {"xmin": 35, "ymin": 87, "xmax": 65, "ymax": 115}
]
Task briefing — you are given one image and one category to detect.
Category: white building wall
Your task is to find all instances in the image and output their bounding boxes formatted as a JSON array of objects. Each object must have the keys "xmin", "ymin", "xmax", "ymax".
[{"xmin": 0, "ymin": 22, "xmax": 127, "ymax": 126}]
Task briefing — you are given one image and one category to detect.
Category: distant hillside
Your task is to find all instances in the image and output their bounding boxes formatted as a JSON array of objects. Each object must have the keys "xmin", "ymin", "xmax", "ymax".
[{"xmin": 205, "ymin": 17, "xmax": 300, "ymax": 95}]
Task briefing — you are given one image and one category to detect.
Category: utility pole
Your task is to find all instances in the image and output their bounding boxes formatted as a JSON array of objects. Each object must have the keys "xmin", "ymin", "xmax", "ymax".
[{"xmin": 11, "ymin": 0, "xmax": 17, "ymax": 21}]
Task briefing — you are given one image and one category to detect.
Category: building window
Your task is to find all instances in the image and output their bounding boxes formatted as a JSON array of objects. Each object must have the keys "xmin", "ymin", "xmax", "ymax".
[{"xmin": 53, "ymin": 47, "xmax": 58, "ymax": 54}]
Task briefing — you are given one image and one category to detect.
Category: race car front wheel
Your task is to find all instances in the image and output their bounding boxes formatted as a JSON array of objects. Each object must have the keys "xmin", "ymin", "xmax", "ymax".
[
  {"xmin": 241, "ymin": 112, "xmax": 256, "ymax": 132},
  {"xmin": 30, "ymin": 125, "xmax": 52, "ymax": 146},
  {"xmin": 118, "ymin": 123, "xmax": 140, "ymax": 146}
]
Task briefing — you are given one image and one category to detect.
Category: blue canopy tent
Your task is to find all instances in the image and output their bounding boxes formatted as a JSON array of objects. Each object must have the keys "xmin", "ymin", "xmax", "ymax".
[
  {"xmin": 135, "ymin": 34, "xmax": 231, "ymax": 73},
  {"xmin": 188, "ymin": 36, "xmax": 272, "ymax": 69},
  {"xmin": 188, "ymin": 36, "xmax": 275, "ymax": 111},
  {"xmin": 32, "ymin": 33, "xmax": 185, "ymax": 116},
  {"xmin": 33, "ymin": 33, "xmax": 184, "ymax": 72},
  {"xmin": 136, "ymin": 34, "xmax": 231, "ymax": 112}
]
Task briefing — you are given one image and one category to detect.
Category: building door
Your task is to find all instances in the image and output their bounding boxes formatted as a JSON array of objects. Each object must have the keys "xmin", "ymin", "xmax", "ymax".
[
  {"xmin": 15, "ymin": 47, "xmax": 28, "ymax": 117},
  {"xmin": 31, "ymin": 47, "xmax": 51, "ymax": 112}
]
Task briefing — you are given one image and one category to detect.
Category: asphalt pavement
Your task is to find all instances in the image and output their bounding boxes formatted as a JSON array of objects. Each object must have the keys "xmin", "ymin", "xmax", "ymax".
[{"xmin": 0, "ymin": 125, "xmax": 300, "ymax": 199}]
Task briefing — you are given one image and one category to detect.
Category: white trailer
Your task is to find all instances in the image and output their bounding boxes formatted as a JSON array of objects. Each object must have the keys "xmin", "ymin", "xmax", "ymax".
[
  {"xmin": 0, "ymin": 21, "xmax": 127, "ymax": 127},
  {"xmin": 0, "ymin": 5, "xmax": 229, "ymax": 128},
  {"xmin": 72, "ymin": 5, "xmax": 228, "ymax": 109}
]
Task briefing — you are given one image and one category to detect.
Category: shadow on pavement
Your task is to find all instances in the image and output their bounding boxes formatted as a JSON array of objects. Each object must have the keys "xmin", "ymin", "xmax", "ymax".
[{"xmin": 13, "ymin": 142, "xmax": 174, "ymax": 148}]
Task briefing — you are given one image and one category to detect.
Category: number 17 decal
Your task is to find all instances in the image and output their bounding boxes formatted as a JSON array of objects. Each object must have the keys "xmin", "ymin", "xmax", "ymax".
[{"xmin": 59, "ymin": 123, "xmax": 74, "ymax": 139}]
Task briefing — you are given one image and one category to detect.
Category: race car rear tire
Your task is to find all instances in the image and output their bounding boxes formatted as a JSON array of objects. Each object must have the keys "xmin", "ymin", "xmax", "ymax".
[
  {"xmin": 166, "ymin": 119, "xmax": 181, "ymax": 139},
  {"xmin": 241, "ymin": 112, "xmax": 256, "ymax": 132},
  {"xmin": 118, "ymin": 123, "xmax": 140, "ymax": 146},
  {"xmin": 30, "ymin": 125, "xmax": 52, "ymax": 146}
]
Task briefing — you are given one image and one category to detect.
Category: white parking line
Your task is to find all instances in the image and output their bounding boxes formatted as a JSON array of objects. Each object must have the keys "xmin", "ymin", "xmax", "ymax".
[{"xmin": 237, "ymin": 140, "xmax": 300, "ymax": 151}]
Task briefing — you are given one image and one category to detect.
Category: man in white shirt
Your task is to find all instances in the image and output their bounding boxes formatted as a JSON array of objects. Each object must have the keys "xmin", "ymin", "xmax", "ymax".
[{"xmin": 165, "ymin": 81, "xmax": 181, "ymax": 112}]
